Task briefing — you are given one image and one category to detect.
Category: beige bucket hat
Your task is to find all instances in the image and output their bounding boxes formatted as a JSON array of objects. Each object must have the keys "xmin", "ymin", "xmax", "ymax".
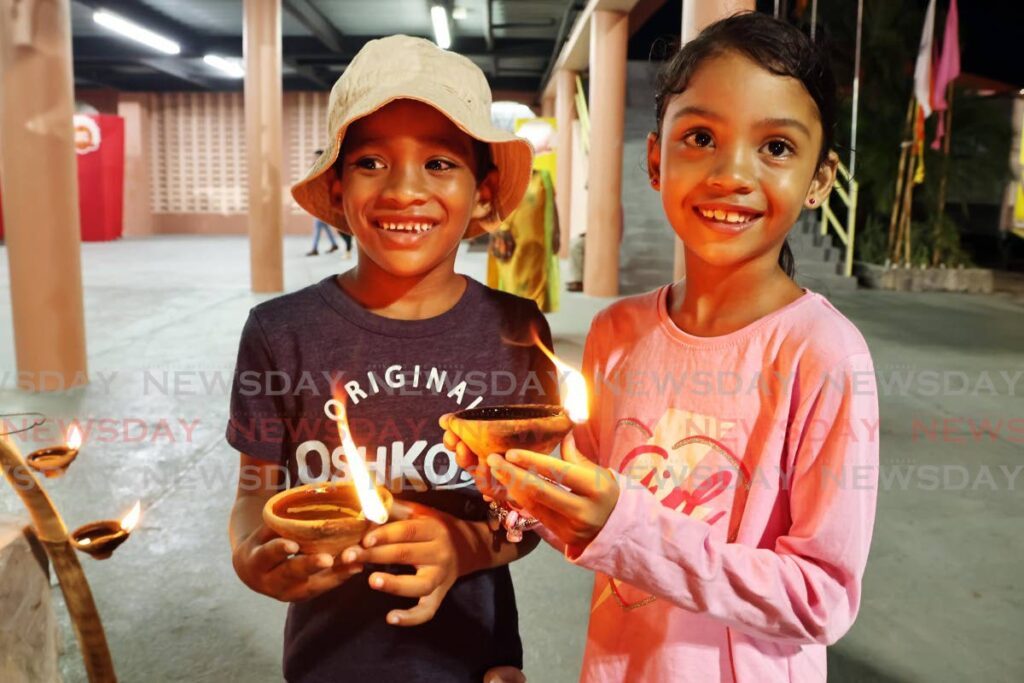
[{"xmin": 291, "ymin": 35, "xmax": 534, "ymax": 239}]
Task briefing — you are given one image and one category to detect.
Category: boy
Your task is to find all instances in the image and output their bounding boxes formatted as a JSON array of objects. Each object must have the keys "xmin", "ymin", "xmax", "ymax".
[{"xmin": 227, "ymin": 36, "xmax": 555, "ymax": 682}]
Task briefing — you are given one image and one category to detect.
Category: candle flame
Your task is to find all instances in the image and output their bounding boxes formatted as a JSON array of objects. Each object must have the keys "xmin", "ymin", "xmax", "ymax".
[
  {"xmin": 531, "ymin": 330, "xmax": 589, "ymax": 423},
  {"xmin": 332, "ymin": 398, "xmax": 389, "ymax": 524},
  {"xmin": 67, "ymin": 424, "xmax": 83, "ymax": 450},
  {"xmin": 120, "ymin": 500, "xmax": 141, "ymax": 532}
]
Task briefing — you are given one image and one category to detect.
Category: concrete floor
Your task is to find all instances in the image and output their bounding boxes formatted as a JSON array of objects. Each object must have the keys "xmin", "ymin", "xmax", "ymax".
[{"xmin": 0, "ymin": 236, "xmax": 1021, "ymax": 682}]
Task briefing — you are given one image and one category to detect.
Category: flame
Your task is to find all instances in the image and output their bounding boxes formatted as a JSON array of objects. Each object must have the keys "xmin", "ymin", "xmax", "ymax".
[
  {"xmin": 120, "ymin": 500, "xmax": 141, "ymax": 532},
  {"xmin": 332, "ymin": 397, "xmax": 389, "ymax": 524},
  {"xmin": 66, "ymin": 424, "xmax": 83, "ymax": 450},
  {"xmin": 531, "ymin": 330, "xmax": 590, "ymax": 424}
]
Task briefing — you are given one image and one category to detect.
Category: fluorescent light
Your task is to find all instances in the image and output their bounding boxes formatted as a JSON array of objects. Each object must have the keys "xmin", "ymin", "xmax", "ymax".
[
  {"xmin": 431, "ymin": 5, "xmax": 451, "ymax": 50},
  {"xmin": 93, "ymin": 10, "xmax": 180, "ymax": 55},
  {"xmin": 203, "ymin": 54, "xmax": 245, "ymax": 79},
  {"xmin": 452, "ymin": 7, "xmax": 468, "ymax": 21}
]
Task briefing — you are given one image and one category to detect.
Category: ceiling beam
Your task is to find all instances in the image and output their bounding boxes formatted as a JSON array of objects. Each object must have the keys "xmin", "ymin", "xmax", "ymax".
[
  {"xmin": 281, "ymin": 0, "xmax": 346, "ymax": 53},
  {"xmin": 73, "ymin": 34, "xmax": 553, "ymax": 62},
  {"xmin": 137, "ymin": 57, "xmax": 220, "ymax": 90},
  {"xmin": 540, "ymin": 0, "xmax": 646, "ymax": 99}
]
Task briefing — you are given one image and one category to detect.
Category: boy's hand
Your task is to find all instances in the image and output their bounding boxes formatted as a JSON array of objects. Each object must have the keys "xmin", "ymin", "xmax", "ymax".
[
  {"xmin": 342, "ymin": 501, "xmax": 458, "ymax": 627},
  {"xmin": 486, "ymin": 433, "xmax": 619, "ymax": 550},
  {"xmin": 232, "ymin": 525, "xmax": 363, "ymax": 603},
  {"xmin": 439, "ymin": 413, "xmax": 504, "ymax": 500}
]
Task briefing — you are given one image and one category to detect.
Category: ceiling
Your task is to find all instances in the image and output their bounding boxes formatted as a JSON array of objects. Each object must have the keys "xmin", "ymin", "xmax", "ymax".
[{"xmin": 71, "ymin": 0, "xmax": 584, "ymax": 95}]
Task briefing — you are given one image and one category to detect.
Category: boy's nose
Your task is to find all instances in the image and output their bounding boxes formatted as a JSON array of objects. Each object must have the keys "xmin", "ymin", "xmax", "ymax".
[
  {"xmin": 706, "ymin": 146, "xmax": 755, "ymax": 194},
  {"xmin": 379, "ymin": 165, "xmax": 430, "ymax": 206}
]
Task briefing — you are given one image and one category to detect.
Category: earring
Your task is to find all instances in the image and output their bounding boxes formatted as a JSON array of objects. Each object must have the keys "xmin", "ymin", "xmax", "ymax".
[
  {"xmin": 650, "ymin": 177, "xmax": 659, "ymax": 188},
  {"xmin": 808, "ymin": 198, "xmax": 816, "ymax": 205}
]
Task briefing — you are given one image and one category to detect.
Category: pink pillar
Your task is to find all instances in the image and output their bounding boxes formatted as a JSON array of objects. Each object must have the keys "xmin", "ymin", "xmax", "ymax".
[
  {"xmin": 583, "ymin": 10, "xmax": 628, "ymax": 297},
  {"xmin": 673, "ymin": 0, "xmax": 755, "ymax": 279},
  {"xmin": 244, "ymin": 0, "xmax": 284, "ymax": 293},
  {"xmin": 541, "ymin": 95, "xmax": 555, "ymax": 118},
  {"xmin": 0, "ymin": 0, "xmax": 89, "ymax": 392},
  {"xmin": 118, "ymin": 94, "xmax": 155, "ymax": 236},
  {"xmin": 554, "ymin": 70, "xmax": 576, "ymax": 259}
]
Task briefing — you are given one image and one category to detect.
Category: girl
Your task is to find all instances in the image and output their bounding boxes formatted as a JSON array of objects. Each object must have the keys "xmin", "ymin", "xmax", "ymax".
[{"xmin": 444, "ymin": 13, "xmax": 878, "ymax": 682}]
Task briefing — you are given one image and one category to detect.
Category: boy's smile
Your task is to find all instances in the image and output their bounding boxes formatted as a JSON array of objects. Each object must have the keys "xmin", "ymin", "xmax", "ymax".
[
  {"xmin": 648, "ymin": 50, "xmax": 836, "ymax": 271},
  {"xmin": 331, "ymin": 99, "xmax": 494, "ymax": 278}
]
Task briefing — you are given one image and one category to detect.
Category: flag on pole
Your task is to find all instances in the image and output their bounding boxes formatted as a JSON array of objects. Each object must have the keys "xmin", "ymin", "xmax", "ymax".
[
  {"xmin": 913, "ymin": 0, "xmax": 937, "ymax": 118},
  {"xmin": 931, "ymin": 0, "xmax": 960, "ymax": 149}
]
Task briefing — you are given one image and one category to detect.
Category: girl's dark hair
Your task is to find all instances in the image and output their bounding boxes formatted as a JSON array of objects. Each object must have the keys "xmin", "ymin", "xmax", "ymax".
[{"xmin": 653, "ymin": 12, "xmax": 837, "ymax": 278}]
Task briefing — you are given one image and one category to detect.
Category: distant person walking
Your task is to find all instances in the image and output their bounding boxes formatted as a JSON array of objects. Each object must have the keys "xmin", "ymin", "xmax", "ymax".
[{"xmin": 306, "ymin": 149, "xmax": 352, "ymax": 258}]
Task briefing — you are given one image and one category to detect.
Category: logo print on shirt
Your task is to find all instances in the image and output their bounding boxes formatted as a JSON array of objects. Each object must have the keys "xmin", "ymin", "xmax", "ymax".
[{"xmin": 594, "ymin": 409, "xmax": 746, "ymax": 613}]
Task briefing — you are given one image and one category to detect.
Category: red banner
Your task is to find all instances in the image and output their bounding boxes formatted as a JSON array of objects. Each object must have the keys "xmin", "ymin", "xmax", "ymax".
[{"xmin": 0, "ymin": 114, "xmax": 125, "ymax": 242}]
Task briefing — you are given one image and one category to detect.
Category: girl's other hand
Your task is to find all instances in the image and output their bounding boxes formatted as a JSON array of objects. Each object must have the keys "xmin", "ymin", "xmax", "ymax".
[
  {"xmin": 486, "ymin": 433, "xmax": 619, "ymax": 551},
  {"xmin": 231, "ymin": 524, "xmax": 364, "ymax": 603},
  {"xmin": 341, "ymin": 501, "xmax": 459, "ymax": 627},
  {"xmin": 439, "ymin": 412, "xmax": 504, "ymax": 501}
]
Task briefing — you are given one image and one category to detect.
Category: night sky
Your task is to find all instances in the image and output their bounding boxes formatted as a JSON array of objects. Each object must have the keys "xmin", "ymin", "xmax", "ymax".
[{"xmin": 630, "ymin": 0, "xmax": 1024, "ymax": 89}]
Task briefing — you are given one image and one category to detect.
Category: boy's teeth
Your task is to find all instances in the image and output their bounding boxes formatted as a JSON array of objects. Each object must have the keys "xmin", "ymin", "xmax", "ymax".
[{"xmin": 379, "ymin": 221, "xmax": 432, "ymax": 232}]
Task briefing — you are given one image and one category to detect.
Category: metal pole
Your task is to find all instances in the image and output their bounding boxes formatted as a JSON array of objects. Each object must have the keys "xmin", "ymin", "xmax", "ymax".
[
  {"xmin": 810, "ymin": 0, "xmax": 818, "ymax": 41},
  {"xmin": 849, "ymin": 0, "xmax": 864, "ymax": 177},
  {"xmin": 774, "ymin": 0, "xmax": 780, "ymax": 19}
]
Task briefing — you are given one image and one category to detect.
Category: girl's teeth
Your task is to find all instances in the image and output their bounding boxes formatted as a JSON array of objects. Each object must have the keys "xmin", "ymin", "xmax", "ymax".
[{"xmin": 699, "ymin": 209, "xmax": 754, "ymax": 224}]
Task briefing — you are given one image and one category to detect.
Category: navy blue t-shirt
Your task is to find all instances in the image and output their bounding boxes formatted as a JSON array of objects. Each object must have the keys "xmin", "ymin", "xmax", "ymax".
[{"xmin": 226, "ymin": 275, "xmax": 557, "ymax": 682}]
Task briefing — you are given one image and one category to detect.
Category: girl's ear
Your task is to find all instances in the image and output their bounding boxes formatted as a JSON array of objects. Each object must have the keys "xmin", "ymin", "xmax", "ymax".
[
  {"xmin": 646, "ymin": 132, "xmax": 661, "ymax": 190},
  {"xmin": 806, "ymin": 150, "xmax": 840, "ymax": 208},
  {"xmin": 471, "ymin": 168, "xmax": 500, "ymax": 222}
]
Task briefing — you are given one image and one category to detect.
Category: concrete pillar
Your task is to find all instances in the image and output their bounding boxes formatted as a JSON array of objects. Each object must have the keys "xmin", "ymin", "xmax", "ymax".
[
  {"xmin": 243, "ymin": 0, "xmax": 284, "ymax": 293},
  {"xmin": 583, "ymin": 10, "xmax": 627, "ymax": 297},
  {"xmin": 554, "ymin": 70, "xmax": 576, "ymax": 259},
  {"xmin": 673, "ymin": 0, "xmax": 755, "ymax": 279},
  {"xmin": 0, "ymin": 0, "xmax": 88, "ymax": 392},
  {"xmin": 118, "ymin": 94, "xmax": 154, "ymax": 236}
]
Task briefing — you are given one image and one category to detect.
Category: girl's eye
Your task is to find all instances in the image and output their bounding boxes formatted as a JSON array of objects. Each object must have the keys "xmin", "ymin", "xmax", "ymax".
[
  {"xmin": 682, "ymin": 130, "xmax": 714, "ymax": 148},
  {"xmin": 762, "ymin": 140, "xmax": 795, "ymax": 158},
  {"xmin": 426, "ymin": 158, "xmax": 457, "ymax": 171},
  {"xmin": 354, "ymin": 157, "xmax": 385, "ymax": 170}
]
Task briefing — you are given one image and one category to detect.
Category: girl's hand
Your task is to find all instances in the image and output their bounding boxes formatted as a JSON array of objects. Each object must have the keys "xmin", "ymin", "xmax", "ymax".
[
  {"xmin": 341, "ymin": 501, "xmax": 459, "ymax": 627},
  {"xmin": 439, "ymin": 413, "xmax": 503, "ymax": 500},
  {"xmin": 232, "ymin": 524, "xmax": 364, "ymax": 603},
  {"xmin": 486, "ymin": 433, "xmax": 619, "ymax": 551}
]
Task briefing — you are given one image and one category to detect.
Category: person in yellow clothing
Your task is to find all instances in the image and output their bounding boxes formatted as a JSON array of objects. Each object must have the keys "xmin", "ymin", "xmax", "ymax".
[{"xmin": 488, "ymin": 119, "xmax": 560, "ymax": 312}]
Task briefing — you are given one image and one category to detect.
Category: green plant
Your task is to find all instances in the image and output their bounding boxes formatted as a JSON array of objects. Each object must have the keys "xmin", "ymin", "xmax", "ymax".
[{"xmin": 809, "ymin": 0, "xmax": 1012, "ymax": 267}]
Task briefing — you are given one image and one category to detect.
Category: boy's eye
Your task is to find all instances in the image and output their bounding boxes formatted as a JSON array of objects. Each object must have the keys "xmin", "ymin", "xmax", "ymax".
[
  {"xmin": 426, "ymin": 158, "xmax": 457, "ymax": 171},
  {"xmin": 762, "ymin": 140, "xmax": 795, "ymax": 158},
  {"xmin": 354, "ymin": 157, "xmax": 385, "ymax": 170},
  {"xmin": 682, "ymin": 130, "xmax": 714, "ymax": 148}
]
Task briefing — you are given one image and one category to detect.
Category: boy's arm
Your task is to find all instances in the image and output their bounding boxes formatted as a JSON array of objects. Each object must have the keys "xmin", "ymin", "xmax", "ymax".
[{"xmin": 447, "ymin": 517, "xmax": 540, "ymax": 578}]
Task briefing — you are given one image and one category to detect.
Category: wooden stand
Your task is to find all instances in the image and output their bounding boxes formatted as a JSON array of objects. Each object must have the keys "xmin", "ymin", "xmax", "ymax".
[{"xmin": 0, "ymin": 436, "xmax": 116, "ymax": 682}]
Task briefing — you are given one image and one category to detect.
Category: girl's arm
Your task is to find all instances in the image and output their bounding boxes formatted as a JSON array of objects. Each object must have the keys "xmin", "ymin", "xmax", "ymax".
[{"xmin": 493, "ymin": 353, "xmax": 878, "ymax": 646}]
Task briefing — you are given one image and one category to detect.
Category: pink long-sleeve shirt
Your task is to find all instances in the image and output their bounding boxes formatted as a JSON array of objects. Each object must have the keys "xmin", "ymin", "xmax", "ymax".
[{"xmin": 556, "ymin": 286, "xmax": 879, "ymax": 682}]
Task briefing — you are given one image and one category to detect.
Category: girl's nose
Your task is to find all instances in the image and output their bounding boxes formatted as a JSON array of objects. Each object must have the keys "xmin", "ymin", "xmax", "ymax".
[
  {"xmin": 380, "ymin": 164, "xmax": 429, "ymax": 206},
  {"xmin": 706, "ymin": 146, "xmax": 755, "ymax": 194}
]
